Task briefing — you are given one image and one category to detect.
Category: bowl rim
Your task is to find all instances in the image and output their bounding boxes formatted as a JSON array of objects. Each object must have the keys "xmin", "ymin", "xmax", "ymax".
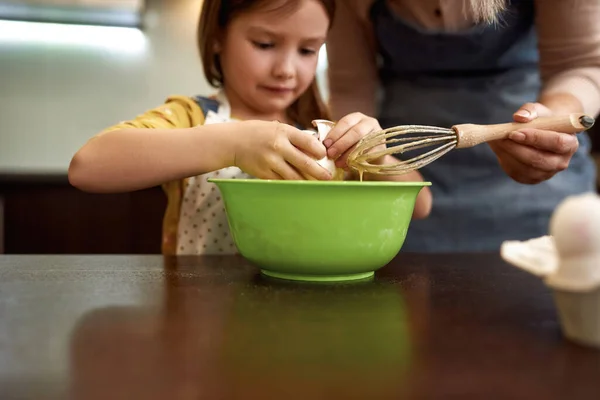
[{"xmin": 208, "ymin": 178, "xmax": 431, "ymax": 187}]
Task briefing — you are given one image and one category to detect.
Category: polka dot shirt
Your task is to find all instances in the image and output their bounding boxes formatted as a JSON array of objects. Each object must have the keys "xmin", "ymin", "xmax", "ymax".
[
  {"xmin": 176, "ymin": 166, "xmax": 253, "ymax": 255},
  {"xmin": 175, "ymin": 90, "xmax": 255, "ymax": 255}
]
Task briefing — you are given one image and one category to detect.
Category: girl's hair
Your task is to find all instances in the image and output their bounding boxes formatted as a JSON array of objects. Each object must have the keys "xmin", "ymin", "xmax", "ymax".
[{"xmin": 197, "ymin": 0, "xmax": 335, "ymax": 128}]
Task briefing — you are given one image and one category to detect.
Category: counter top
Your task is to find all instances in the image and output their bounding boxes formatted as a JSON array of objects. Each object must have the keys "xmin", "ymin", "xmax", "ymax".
[{"xmin": 1, "ymin": 253, "xmax": 599, "ymax": 399}]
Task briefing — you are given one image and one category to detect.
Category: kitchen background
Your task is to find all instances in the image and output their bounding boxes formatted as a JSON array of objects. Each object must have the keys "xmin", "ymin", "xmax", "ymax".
[{"xmin": 0, "ymin": 0, "xmax": 597, "ymax": 254}]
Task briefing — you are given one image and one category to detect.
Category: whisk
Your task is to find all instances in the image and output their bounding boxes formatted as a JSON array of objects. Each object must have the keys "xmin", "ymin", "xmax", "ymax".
[{"xmin": 346, "ymin": 113, "xmax": 596, "ymax": 175}]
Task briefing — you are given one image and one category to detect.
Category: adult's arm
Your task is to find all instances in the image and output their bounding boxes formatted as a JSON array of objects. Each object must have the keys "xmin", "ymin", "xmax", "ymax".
[
  {"xmin": 327, "ymin": 0, "xmax": 380, "ymax": 119},
  {"xmin": 535, "ymin": 0, "xmax": 600, "ymax": 117}
]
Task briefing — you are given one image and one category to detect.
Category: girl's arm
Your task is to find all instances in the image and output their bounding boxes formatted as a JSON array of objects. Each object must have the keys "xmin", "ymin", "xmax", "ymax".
[
  {"xmin": 69, "ymin": 96, "xmax": 235, "ymax": 193},
  {"xmin": 69, "ymin": 97, "xmax": 331, "ymax": 193},
  {"xmin": 68, "ymin": 123, "xmax": 238, "ymax": 193}
]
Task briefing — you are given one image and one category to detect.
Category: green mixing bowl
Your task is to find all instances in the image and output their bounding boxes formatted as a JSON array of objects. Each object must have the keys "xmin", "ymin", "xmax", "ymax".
[{"xmin": 208, "ymin": 178, "xmax": 430, "ymax": 282}]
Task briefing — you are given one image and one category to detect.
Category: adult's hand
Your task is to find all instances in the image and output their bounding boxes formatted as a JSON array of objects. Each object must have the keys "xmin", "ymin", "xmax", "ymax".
[{"xmin": 488, "ymin": 102, "xmax": 579, "ymax": 184}]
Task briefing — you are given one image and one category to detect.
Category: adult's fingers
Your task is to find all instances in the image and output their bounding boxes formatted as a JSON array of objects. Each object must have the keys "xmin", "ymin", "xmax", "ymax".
[
  {"xmin": 508, "ymin": 128, "xmax": 578, "ymax": 154},
  {"xmin": 497, "ymin": 139, "xmax": 568, "ymax": 172},
  {"xmin": 491, "ymin": 142, "xmax": 555, "ymax": 184},
  {"xmin": 512, "ymin": 102, "xmax": 552, "ymax": 123}
]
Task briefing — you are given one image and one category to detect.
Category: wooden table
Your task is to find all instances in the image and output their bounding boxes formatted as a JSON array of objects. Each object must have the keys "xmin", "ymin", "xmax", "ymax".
[{"xmin": 1, "ymin": 254, "xmax": 599, "ymax": 399}]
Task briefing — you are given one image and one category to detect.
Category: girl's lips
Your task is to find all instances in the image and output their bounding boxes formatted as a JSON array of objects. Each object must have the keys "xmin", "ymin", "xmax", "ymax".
[{"xmin": 261, "ymin": 86, "xmax": 294, "ymax": 93}]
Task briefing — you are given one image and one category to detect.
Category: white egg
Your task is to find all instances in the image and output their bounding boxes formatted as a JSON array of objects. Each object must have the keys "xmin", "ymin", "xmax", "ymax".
[
  {"xmin": 550, "ymin": 192, "xmax": 600, "ymax": 258},
  {"xmin": 301, "ymin": 119, "xmax": 344, "ymax": 180},
  {"xmin": 546, "ymin": 192, "xmax": 600, "ymax": 291}
]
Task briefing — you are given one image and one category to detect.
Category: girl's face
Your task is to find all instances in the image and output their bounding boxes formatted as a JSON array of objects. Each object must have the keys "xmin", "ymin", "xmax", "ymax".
[{"xmin": 217, "ymin": 0, "xmax": 329, "ymax": 121}]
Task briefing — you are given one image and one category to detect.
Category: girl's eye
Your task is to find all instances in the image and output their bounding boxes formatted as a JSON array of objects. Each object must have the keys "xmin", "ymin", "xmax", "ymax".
[
  {"xmin": 300, "ymin": 48, "xmax": 317, "ymax": 56},
  {"xmin": 253, "ymin": 41, "xmax": 274, "ymax": 50}
]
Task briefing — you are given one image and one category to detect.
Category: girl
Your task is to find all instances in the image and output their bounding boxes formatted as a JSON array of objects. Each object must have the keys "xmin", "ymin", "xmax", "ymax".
[{"xmin": 68, "ymin": 0, "xmax": 432, "ymax": 255}]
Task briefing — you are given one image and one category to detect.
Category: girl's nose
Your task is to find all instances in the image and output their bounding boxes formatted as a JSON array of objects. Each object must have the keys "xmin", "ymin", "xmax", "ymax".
[{"xmin": 273, "ymin": 56, "xmax": 295, "ymax": 79}]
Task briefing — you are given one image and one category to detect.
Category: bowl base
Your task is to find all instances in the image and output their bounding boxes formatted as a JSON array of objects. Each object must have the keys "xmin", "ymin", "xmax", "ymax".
[{"xmin": 260, "ymin": 269, "xmax": 375, "ymax": 283}]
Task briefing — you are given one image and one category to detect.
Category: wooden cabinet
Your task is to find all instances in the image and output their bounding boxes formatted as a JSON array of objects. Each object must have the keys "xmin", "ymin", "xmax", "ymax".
[
  {"xmin": 0, "ymin": 196, "xmax": 4, "ymax": 254},
  {"xmin": 0, "ymin": 175, "xmax": 165, "ymax": 254}
]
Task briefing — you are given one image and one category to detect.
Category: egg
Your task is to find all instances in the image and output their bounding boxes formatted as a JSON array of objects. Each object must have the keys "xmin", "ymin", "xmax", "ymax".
[
  {"xmin": 546, "ymin": 192, "xmax": 600, "ymax": 291},
  {"xmin": 301, "ymin": 119, "xmax": 345, "ymax": 181}
]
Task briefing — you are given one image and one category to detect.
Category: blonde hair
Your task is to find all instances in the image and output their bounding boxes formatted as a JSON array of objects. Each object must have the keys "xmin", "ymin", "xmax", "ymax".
[
  {"xmin": 197, "ymin": 0, "xmax": 335, "ymax": 127},
  {"xmin": 466, "ymin": 0, "xmax": 507, "ymax": 24}
]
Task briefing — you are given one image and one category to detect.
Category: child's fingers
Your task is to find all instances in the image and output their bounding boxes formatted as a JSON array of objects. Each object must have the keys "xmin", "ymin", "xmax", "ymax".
[
  {"xmin": 260, "ymin": 169, "xmax": 285, "ymax": 180},
  {"xmin": 282, "ymin": 145, "xmax": 332, "ymax": 180},
  {"xmin": 327, "ymin": 119, "xmax": 379, "ymax": 160},
  {"xmin": 334, "ymin": 144, "xmax": 358, "ymax": 169},
  {"xmin": 322, "ymin": 112, "xmax": 364, "ymax": 148},
  {"xmin": 272, "ymin": 161, "xmax": 305, "ymax": 181},
  {"xmin": 288, "ymin": 128, "xmax": 327, "ymax": 159},
  {"xmin": 327, "ymin": 128, "xmax": 364, "ymax": 160}
]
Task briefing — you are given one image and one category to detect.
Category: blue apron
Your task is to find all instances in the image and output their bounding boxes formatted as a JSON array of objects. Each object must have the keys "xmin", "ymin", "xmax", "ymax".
[{"xmin": 369, "ymin": 0, "xmax": 596, "ymax": 252}]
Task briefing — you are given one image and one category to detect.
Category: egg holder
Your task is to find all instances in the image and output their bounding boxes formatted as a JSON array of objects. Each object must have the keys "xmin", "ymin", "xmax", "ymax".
[{"xmin": 501, "ymin": 193, "xmax": 600, "ymax": 349}]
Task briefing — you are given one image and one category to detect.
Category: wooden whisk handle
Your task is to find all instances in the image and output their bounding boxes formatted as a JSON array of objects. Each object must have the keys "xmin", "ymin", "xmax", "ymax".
[{"xmin": 453, "ymin": 113, "xmax": 595, "ymax": 149}]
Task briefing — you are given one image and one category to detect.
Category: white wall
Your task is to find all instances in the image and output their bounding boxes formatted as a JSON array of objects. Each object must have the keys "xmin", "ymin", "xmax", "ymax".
[
  {"xmin": 0, "ymin": 0, "xmax": 330, "ymax": 174},
  {"xmin": 0, "ymin": 0, "xmax": 210, "ymax": 174}
]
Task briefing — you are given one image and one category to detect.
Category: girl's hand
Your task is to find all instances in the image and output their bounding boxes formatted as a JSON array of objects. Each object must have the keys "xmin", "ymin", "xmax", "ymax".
[
  {"xmin": 230, "ymin": 120, "xmax": 332, "ymax": 180},
  {"xmin": 322, "ymin": 112, "xmax": 386, "ymax": 169},
  {"xmin": 488, "ymin": 103, "xmax": 580, "ymax": 184}
]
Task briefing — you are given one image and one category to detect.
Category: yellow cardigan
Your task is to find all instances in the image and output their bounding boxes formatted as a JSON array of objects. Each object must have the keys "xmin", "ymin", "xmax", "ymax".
[{"xmin": 99, "ymin": 95, "xmax": 207, "ymax": 255}]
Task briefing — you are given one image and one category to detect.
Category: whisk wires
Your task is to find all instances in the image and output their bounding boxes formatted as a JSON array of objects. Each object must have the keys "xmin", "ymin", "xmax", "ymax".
[{"xmin": 347, "ymin": 125, "xmax": 458, "ymax": 175}]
